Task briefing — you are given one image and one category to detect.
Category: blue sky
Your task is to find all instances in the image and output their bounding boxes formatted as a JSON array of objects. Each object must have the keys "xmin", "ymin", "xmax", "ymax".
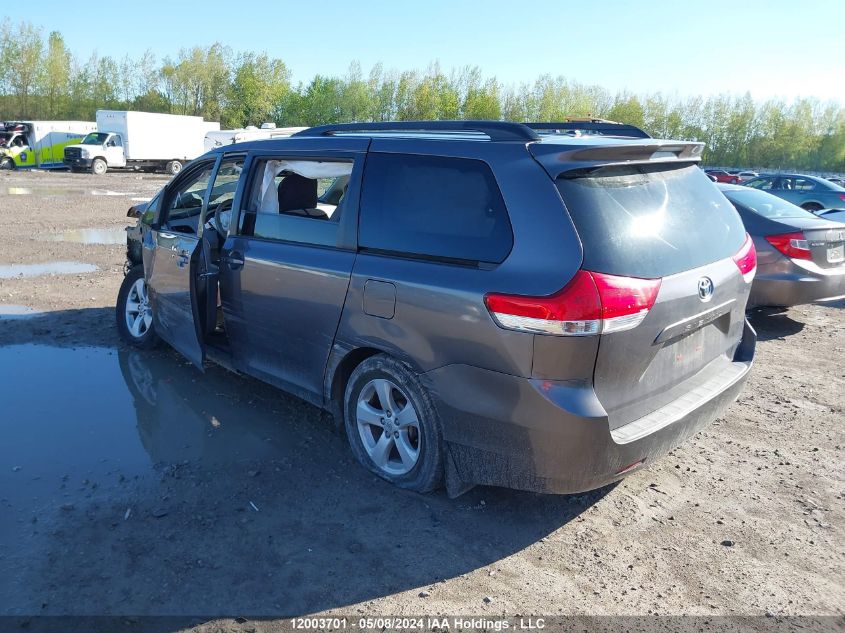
[{"xmin": 6, "ymin": 0, "xmax": 844, "ymax": 102}]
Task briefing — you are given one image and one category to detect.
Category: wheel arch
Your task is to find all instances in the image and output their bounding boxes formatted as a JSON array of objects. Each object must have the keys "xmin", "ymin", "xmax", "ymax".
[
  {"xmin": 325, "ymin": 345, "xmax": 383, "ymax": 420},
  {"xmin": 325, "ymin": 343, "xmax": 429, "ymax": 419}
]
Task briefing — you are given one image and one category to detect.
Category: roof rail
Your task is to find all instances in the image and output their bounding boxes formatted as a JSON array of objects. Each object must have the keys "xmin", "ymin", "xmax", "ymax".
[
  {"xmin": 525, "ymin": 120, "xmax": 651, "ymax": 139},
  {"xmin": 292, "ymin": 120, "xmax": 541, "ymax": 142}
]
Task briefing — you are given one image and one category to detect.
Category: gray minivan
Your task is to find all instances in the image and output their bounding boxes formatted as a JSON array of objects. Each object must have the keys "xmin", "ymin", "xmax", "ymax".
[{"xmin": 117, "ymin": 121, "xmax": 757, "ymax": 496}]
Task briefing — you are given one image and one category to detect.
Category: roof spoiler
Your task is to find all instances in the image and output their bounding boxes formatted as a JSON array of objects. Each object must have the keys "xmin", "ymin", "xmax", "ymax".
[
  {"xmin": 293, "ymin": 121, "xmax": 540, "ymax": 142},
  {"xmin": 525, "ymin": 119, "xmax": 651, "ymax": 139},
  {"xmin": 529, "ymin": 140, "xmax": 705, "ymax": 179}
]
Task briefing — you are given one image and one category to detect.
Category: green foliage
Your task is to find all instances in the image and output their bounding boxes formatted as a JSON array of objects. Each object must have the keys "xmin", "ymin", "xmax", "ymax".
[
  {"xmin": 43, "ymin": 31, "xmax": 71, "ymax": 117},
  {"xmin": 0, "ymin": 19, "xmax": 842, "ymax": 172},
  {"xmin": 223, "ymin": 52, "xmax": 289, "ymax": 127}
]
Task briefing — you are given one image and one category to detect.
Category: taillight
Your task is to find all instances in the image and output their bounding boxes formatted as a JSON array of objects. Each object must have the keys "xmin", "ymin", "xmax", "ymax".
[
  {"xmin": 765, "ymin": 231, "xmax": 811, "ymax": 261},
  {"xmin": 484, "ymin": 270, "xmax": 661, "ymax": 337},
  {"xmin": 732, "ymin": 233, "xmax": 757, "ymax": 282},
  {"xmin": 838, "ymin": 194, "xmax": 845, "ymax": 202}
]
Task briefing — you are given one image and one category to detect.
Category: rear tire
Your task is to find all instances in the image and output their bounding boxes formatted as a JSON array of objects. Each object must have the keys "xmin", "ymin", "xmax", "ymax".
[
  {"xmin": 343, "ymin": 354, "xmax": 444, "ymax": 493},
  {"xmin": 91, "ymin": 158, "xmax": 107, "ymax": 175},
  {"xmin": 801, "ymin": 202, "xmax": 823, "ymax": 212},
  {"xmin": 116, "ymin": 267, "xmax": 160, "ymax": 349}
]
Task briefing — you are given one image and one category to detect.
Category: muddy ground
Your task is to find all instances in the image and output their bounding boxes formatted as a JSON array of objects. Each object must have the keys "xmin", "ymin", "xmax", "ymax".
[{"xmin": 0, "ymin": 169, "xmax": 842, "ymax": 626}]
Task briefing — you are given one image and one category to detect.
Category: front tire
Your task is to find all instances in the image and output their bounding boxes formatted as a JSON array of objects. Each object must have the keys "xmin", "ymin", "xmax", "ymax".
[
  {"xmin": 166, "ymin": 160, "xmax": 182, "ymax": 176},
  {"xmin": 344, "ymin": 354, "xmax": 444, "ymax": 492},
  {"xmin": 91, "ymin": 158, "xmax": 107, "ymax": 175},
  {"xmin": 0, "ymin": 157, "xmax": 14, "ymax": 170},
  {"xmin": 116, "ymin": 267, "xmax": 159, "ymax": 348}
]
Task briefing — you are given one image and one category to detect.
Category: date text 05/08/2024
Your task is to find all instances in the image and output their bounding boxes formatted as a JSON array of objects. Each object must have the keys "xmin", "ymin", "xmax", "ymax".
[{"xmin": 290, "ymin": 616, "xmax": 547, "ymax": 631}]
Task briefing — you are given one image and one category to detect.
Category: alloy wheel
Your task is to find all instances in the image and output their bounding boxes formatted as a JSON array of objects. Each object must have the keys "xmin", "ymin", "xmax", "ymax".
[
  {"xmin": 356, "ymin": 378, "xmax": 421, "ymax": 476},
  {"xmin": 124, "ymin": 277, "xmax": 153, "ymax": 339}
]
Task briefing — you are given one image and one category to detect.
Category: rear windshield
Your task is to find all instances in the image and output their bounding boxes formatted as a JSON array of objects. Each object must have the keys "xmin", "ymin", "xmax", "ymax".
[
  {"xmin": 722, "ymin": 188, "xmax": 819, "ymax": 220},
  {"xmin": 556, "ymin": 164, "xmax": 746, "ymax": 278}
]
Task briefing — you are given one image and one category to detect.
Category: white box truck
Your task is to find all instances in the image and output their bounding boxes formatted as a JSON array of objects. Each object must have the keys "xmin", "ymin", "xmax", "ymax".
[
  {"xmin": 0, "ymin": 121, "xmax": 97, "ymax": 170},
  {"xmin": 64, "ymin": 110, "xmax": 220, "ymax": 175},
  {"xmin": 203, "ymin": 123, "xmax": 307, "ymax": 152}
]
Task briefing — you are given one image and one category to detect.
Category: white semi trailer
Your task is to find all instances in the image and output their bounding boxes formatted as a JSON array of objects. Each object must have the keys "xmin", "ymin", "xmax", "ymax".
[
  {"xmin": 203, "ymin": 123, "xmax": 307, "ymax": 152},
  {"xmin": 64, "ymin": 110, "xmax": 220, "ymax": 175}
]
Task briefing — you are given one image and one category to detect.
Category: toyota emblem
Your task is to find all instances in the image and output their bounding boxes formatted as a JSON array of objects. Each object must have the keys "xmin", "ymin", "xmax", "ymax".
[{"xmin": 698, "ymin": 277, "xmax": 714, "ymax": 302}]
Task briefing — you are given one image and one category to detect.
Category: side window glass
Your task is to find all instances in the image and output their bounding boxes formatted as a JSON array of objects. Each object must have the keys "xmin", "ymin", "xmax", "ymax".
[
  {"xmin": 749, "ymin": 178, "xmax": 773, "ymax": 190},
  {"xmin": 359, "ymin": 153, "xmax": 513, "ymax": 264},
  {"xmin": 162, "ymin": 163, "xmax": 215, "ymax": 235},
  {"xmin": 206, "ymin": 157, "xmax": 244, "ymax": 234},
  {"xmin": 141, "ymin": 192, "xmax": 160, "ymax": 226},
  {"xmin": 793, "ymin": 178, "xmax": 815, "ymax": 191},
  {"xmin": 238, "ymin": 158, "xmax": 354, "ymax": 246}
]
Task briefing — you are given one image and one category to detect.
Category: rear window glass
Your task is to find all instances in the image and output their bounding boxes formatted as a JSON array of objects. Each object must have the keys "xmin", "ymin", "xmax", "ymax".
[
  {"xmin": 723, "ymin": 188, "xmax": 819, "ymax": 220},
  {"xmin": 359, "ymin": 153, "xmax": 513, "ymax": 263},
  {"xmin": 556, "ymin": 164, "xmax": 745, "ymax": 278}
]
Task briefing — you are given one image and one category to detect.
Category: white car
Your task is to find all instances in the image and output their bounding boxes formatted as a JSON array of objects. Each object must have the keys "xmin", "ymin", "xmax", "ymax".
[{"xmin": 735, "ymin": 171, "xmax": 759, "ymax": 183}]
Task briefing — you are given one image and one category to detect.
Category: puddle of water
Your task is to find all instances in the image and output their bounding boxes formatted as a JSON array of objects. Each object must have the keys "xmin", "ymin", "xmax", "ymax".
[
  {"xmin": 5, "ymin": 187, "xmax": 135, "ymax": 197},
  {"xmin": 0, "ymin": 304, "xmax": 42, "ymax": 320},
  {"xmin": 0, "ymin": 261, "xmax": 98, "ymax": 279},
  {"xmin": 90, "ymin": 189, "xmax": 134, "ymax": 196},
  {"xmin": 38, "ymin": 227, "xmax": 126, "ymax": 245},
  {"xmin": 0, "ymin": 345, "xmax": 312, "ymax": 513},
  {"xmin": 6, "ymin": 186, "xmax": 84, "ymax": 196}
]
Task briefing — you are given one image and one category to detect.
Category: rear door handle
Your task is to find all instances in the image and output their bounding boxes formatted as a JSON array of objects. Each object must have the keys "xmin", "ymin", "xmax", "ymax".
[{"xmin": 223, "ymin": 251, "xmax": 244, "ymax": 270}]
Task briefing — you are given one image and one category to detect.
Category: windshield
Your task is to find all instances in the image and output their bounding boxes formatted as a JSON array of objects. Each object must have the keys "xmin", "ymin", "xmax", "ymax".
[
  {"xmin": 723, "ymin": 188, "xmax": 819, "ymax": 220},
  {"xmin": 0, "ymin": 132, "xmax": 12, "ymax": 146},
  {"xmin": 81, "ymin": 133, "xmax": 110, "ymax": 145}
]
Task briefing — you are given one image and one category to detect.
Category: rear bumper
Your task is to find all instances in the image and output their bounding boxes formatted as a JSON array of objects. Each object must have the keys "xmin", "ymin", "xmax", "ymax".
[
  {"xmin": 751, "ymin": 258, "xmax": 845, "ymax": 307},
  {"xmin": 63, "ymin": 157, "xmax": 92, "ymax": 169},
  {"xmin": 427, "ymin": 320, "xmax": 755, "ymax": 494}
]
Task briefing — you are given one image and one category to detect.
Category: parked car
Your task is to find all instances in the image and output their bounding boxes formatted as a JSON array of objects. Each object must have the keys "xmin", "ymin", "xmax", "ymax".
[
  {"xmin": 825, "ymin": 176, "xmax": 845, "ymax": 187},
  {"xmin": 742, "ymin": 174, "xmax": 845, "ymax": 212},
  {"xmin": 117, "ymin": 120, "xmax": 756, "ymax": 496},
  {"xmin": 719, "ymin": 184, "xmax": 845, "ymax": 307},
  {"xmin": 705, "ymin": 169, "xmax": 740, "ymax": 183},
  {"xmin": 734, "ymin": 170, "xmax": 759, "ymax": 183}
]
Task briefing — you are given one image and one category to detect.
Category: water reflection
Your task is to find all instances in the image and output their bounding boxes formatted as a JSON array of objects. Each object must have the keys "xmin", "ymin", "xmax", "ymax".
[
  {"xmin": 0, "ymin": 344, "xmax": 322, "ymax": 489},
  {"xmin": 4, "ymin": 187, "xmax": 135, "ymax": 197},
  {"xmin": 0, "ymin": 342, "xmax": 596, "ymax": 616},
  {"xmin": 118, "ymin": 347, "xmax": 312, "ymax": 465},
  {"xmin": 0, "ymin": 261, "xmax": 98, "ymax": 279},
  {"xmin": 0, "ymin": 304, "xmax": 42, "ymax": 320},
  {"xmin": 37, "ymin": 227, "xmax": 127, "ymax": 245}
]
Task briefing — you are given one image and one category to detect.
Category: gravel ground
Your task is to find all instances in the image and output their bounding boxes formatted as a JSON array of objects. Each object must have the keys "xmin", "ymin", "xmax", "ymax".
[{"xmin": 0, "ymin": 169, "xmax": 842, "ymax": 625}]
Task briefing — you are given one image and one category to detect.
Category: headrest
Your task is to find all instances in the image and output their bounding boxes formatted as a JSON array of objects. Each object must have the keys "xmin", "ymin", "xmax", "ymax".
[{"xmin": 278, "ymin": 173, "xmax": 318, "ymax": 213}]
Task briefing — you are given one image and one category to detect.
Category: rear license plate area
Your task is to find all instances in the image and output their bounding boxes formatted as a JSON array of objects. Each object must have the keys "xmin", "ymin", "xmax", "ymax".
[{"xmin": 827, "ymin": 243, "xmax": 844, "ymax": 264}]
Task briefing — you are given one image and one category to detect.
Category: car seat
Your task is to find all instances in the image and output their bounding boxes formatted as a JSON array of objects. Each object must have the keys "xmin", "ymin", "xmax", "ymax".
[{"xmin": 277, "ymin": 173, "xmax": 328, "ymax": 219}]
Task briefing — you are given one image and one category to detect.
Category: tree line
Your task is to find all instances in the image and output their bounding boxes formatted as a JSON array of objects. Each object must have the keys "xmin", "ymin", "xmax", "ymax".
[{"xmin": 1, "ymin": 19, "xmax": 843, "ymax": 172}]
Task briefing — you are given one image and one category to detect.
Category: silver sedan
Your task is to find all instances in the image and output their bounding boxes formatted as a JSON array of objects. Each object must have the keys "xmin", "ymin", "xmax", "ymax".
[{"xmin": 719, "ymin": 184, "xmax": 845, "ymax": 308}]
